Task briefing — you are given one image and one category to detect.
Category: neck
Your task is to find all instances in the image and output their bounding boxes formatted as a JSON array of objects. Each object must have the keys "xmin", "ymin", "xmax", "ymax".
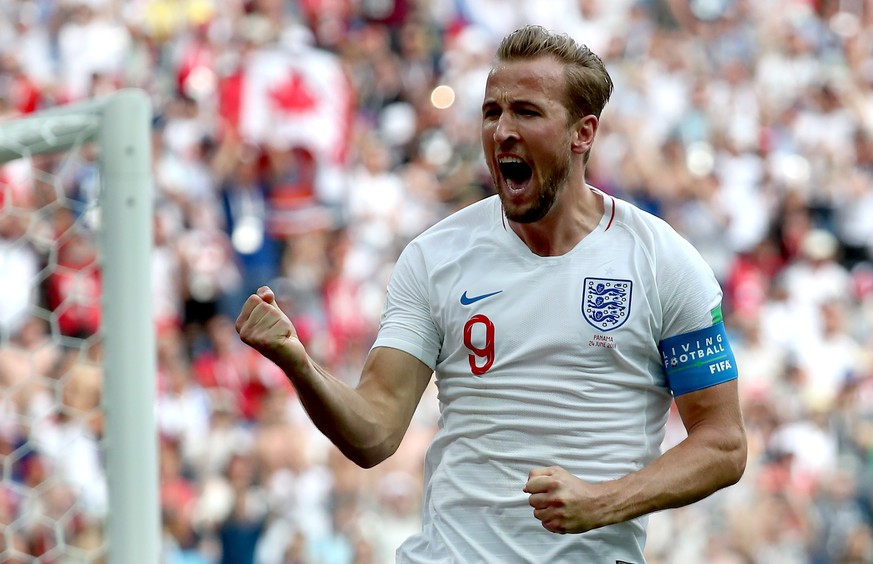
[{"xmin": 508, "ymin": 182, "xmax": 604, "ymax": 257}]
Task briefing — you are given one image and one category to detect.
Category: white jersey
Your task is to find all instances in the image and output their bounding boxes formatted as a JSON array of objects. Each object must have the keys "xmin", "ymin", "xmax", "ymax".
[{"xmin": 373, "ymin": 190, "xmax": 725, "ymax": 563}]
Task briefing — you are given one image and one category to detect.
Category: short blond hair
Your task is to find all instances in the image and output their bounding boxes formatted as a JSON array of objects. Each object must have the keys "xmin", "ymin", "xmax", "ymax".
[{"xmin": 496, "ymin": 25, "xmax": 613, "ymax": 123}]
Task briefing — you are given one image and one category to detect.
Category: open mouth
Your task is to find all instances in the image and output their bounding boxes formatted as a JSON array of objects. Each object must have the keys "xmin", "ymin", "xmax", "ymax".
[{"xmin": 498, "ymin": 158, "xmax": 533, "ymax": 191}]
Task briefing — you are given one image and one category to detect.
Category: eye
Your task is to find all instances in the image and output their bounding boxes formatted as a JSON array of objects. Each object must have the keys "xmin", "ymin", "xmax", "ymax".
[{"xmin": 482, "ymin": 108, "xmax": 500, "ymax": 119}]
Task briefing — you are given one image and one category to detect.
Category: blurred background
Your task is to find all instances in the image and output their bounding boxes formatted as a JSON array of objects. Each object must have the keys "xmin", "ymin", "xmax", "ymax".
[{"xmin": 0, "ymin": 0, "xmax": 872, "ymax": 562}]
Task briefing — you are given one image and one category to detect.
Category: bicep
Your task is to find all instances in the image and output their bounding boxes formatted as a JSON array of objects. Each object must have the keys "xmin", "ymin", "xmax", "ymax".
[
  {"xmin": 674, "ymin": 379, "xmax": 747, "ymax": 483},
  {"xmin": 674, "ymin": 379, "xmax": 745, "ymax": 443},
  {"xmin": 356, "ymin": 346, "xmax": 434, "ymax": 438}
]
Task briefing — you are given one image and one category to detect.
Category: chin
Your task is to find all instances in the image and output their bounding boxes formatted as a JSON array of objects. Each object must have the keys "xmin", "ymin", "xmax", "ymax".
[
  {"xmin": 499, "ymin": 185, "xmax": 557, "ymax": 224},
  {"xmin": 501, "ymin": 198, "xmax": 551, "ymax": 224},
  {"xmin": 508, "ymin": 208, "xmax": 550, "ymax": 224}
]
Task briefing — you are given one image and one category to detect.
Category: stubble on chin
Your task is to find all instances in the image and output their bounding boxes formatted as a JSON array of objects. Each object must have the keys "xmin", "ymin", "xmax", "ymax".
[{"xmin": 499, "ymin": 159, "xmax": 570, "ymax": 224}]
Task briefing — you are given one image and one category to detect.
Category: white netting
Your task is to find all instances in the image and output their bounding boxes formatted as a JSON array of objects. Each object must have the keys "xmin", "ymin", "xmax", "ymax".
[{"xmin": 0, "ymin": 114, "xmax": 108, "ymax": 563}]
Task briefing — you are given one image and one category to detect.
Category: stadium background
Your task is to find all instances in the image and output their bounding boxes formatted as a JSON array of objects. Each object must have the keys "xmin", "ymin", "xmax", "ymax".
[{"xmin": 1, "ymin": 0, "xmax": 872, "ymax": 562}]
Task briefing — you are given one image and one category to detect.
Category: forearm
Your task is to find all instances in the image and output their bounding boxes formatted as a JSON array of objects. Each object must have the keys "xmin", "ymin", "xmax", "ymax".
[
  {"xmin": 597, "ymin": 421, "xmax": 746, "ymax": 527},
  {"xmin": 270, "ymin": 344, "xmax": 431, "ymax": 469},
  {"xmin": 236, "ymin": 288, "xmax": 421, "ymax": 468},
  {"xmin": 285, "ymin": 356, "xmax": 397, "ymax": 468}
]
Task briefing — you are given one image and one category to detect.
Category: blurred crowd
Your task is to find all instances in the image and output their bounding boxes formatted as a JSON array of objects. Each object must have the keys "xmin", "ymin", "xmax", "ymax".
[{"xmin": 0, "ymin": 0, "xmax": 872, "ymax": 562}]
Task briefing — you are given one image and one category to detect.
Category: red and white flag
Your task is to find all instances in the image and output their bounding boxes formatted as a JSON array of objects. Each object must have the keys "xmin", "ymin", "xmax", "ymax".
[{"xmin": 223, "ymin": 42, "xmax": 354, "ymax": 167}]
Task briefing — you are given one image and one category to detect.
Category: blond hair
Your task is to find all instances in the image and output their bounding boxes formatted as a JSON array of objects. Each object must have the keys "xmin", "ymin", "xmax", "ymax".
[{"xmin": 496, "ymin": 25, "xmax": 613, "ymax": 122}]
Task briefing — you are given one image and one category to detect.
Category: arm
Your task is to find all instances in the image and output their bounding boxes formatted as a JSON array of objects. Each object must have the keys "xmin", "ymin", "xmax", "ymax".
[
  {"xmin": 525, "ymin": 379, "xmax": 746, "ymax": 533},
  {"xmin": 236, "ymin": 286, "xmax": 434, "ymax": 468}
]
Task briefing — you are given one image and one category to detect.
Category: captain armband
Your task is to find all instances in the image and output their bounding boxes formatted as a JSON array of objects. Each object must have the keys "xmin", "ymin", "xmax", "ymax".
[{"xmin": 659, "ymin": 322, "xmax": 738, "ymax": 396}]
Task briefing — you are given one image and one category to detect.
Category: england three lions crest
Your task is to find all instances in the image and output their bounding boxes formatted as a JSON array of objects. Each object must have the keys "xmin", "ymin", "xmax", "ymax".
[{"xmin": 582, "ymin": 278, "xmax": 632, "ymax": 331}]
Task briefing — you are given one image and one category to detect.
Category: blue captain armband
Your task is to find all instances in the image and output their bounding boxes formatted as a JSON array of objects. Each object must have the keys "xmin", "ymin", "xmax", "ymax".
[{"xmin": 659, "ymin": 322, "xmax": 738, "ymax": 396}]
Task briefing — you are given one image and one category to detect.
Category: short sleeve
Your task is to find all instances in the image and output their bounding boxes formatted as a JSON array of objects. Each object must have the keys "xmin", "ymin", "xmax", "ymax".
[
  {"xmin": 657, "ymin": 231, "xmax": 724, "ymax": 339},
  {"xmin": 655, "ymin": 229, "xmax": 738, "ymax": 395},
  {"xmin": 371, "ymin": 242, "xmax": 442, "ymax": 370}
]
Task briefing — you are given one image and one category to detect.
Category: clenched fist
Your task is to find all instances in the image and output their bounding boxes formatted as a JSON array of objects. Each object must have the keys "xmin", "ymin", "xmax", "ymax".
[
  {"xmin": 524, "ymin": 466, "xmax": 609, "ymax": 534},
  {"xmin": 235, "ymin": 286, "xmax": 308, "ymax": 372}
]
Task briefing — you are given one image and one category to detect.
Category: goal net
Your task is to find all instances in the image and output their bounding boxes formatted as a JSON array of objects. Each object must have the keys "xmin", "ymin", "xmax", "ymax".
[{"xmin": 0, "ymin": 89, "xmax": 158, "ymax": 564}]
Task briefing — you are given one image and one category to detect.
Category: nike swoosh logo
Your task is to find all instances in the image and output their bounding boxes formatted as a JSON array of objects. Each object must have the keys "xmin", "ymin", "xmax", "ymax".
[{"xmin": 460, "ymin": 290, "xmax": 503, "ymax": 305}]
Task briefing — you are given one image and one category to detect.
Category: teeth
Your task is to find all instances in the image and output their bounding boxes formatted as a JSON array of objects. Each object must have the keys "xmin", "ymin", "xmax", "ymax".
[{"xmin": 498, "ymin": 156, "xmax": 525, "ymax": 164}]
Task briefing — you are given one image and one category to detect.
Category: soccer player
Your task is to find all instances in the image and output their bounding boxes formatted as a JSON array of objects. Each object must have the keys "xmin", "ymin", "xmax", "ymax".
[{"xmin": 236, "ymin": 24, "xmax": 747, "ymax": 563}]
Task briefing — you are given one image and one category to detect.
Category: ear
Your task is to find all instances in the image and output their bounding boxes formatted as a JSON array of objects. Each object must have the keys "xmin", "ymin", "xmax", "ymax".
[{"xmin": 571, "ymin": 114, "xmax": 598, "ymax": 155}]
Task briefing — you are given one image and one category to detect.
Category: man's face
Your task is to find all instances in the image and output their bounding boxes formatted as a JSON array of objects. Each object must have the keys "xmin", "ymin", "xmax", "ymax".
[{"xmin": 481, "ymin": 56, "xmax": 574, "ymax": 224}]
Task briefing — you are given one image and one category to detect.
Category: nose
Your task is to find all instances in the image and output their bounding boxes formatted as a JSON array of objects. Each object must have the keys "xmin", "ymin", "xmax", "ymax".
[{"xmin": 493, "ymin": 114, "xmax": 518, "ymax": 145}]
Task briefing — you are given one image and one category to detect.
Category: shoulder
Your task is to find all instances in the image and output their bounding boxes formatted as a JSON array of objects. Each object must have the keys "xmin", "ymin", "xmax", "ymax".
[
  {"xmin": 608, "ymin": 194, "xmax": 685, "ymax": 244},
  {"xmin": 403, "ymin": 195, "xmax": 501, "ymax": 262},
  {"xmin": 601, "ymin": 193, "xmax": 721, "ymax": 324},
  {"xmin": 384, "ymin": 196, "xmax": 500, "ymax": 313},
  {"xmin": 608, "ymin": 194, "xmax": 709, "ymax": 269},
  {"xmin": 417, "ymin": 195, "xmax": 499, "ymax": 236}
]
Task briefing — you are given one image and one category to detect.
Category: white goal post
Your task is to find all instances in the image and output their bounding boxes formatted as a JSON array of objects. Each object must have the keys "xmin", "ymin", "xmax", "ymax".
[{"xmin": 0, "ymin": 89, "xmax": 159, "ymax": 563}]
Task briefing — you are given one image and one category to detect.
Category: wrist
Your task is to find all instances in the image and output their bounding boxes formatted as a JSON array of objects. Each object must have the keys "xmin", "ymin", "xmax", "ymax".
[{"xmin": 269, "ymin": 339, "xmax": 310, "ymax": 377}]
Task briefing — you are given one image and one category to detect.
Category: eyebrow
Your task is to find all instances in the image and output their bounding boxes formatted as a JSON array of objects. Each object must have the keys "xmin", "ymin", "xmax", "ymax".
[{"xmin": 481, "ymin": 99, "xmax": 543, "ymax": 111}]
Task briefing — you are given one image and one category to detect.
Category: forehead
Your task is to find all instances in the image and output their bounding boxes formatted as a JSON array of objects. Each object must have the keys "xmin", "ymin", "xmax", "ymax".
[{"xmin": 484, "ymin": 56, "xmax": 566, "ymax": 104}]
